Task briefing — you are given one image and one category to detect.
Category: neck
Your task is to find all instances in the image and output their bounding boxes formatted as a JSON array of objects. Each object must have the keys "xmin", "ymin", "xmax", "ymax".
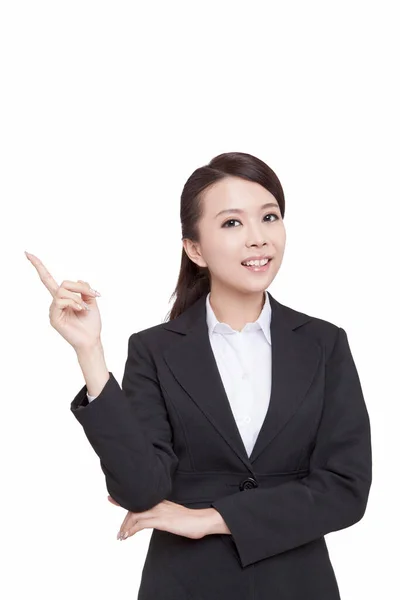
[{"xmin": 209, "ymin": 286, "xmax": 266, "ymax": 331}]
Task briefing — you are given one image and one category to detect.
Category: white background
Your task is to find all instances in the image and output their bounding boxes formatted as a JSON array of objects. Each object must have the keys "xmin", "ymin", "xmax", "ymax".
[{"xmin": 1, "ymin": 1, "xmax": 398, "ymax": 598}]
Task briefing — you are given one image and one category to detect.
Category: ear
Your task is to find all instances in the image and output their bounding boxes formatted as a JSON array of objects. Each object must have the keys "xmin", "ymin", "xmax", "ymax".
[{"xmin": 182, "ymin": 238, "xmax": 207, "ymax": 268}]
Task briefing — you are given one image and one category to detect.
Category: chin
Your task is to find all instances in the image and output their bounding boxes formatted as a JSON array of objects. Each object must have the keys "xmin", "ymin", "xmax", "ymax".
[{"xmin": 232, "ymin": 283, "xmax": 269, "ymax": 296}]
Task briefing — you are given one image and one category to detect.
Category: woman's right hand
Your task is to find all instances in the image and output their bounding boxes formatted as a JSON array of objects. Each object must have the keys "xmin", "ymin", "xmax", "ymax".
[{"xmin": 25, "ymin": 251, "xmax": 103, "ymax": 352}]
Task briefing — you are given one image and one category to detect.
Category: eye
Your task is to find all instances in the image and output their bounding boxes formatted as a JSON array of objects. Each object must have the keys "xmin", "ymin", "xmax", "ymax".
[{"xmin": 221, "ymin": 213, "xmax": 280, "ymax": 228}]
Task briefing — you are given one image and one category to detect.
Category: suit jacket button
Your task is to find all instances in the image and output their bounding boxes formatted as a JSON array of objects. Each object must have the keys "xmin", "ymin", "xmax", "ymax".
[{"xmin": 239, "ymin": 477, "xmax": 258, "ymax": 491}]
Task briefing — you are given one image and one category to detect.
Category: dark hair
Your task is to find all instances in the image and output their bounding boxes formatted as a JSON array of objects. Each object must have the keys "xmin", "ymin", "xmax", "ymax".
[{"xmin": 165, "ymin": 152, "xmax": 286, "ymax": 321}]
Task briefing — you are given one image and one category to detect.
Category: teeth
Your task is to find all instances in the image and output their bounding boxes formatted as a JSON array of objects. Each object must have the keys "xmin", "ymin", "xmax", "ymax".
[{"xmin": 243, "ymin": 258, "xmax": 269, "ymax": 266}]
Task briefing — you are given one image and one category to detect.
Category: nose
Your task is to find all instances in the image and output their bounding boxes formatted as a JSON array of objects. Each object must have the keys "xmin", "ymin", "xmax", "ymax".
[
  {"xmin": 248, "ymin": 238, "xmax": 266, "ymax": 248},
  {"xmin": 246, "ymin": 230, "xmax": 268, "ymax": 248},
  {"xmin": 245, "ymin": 218, "xmax": 269, "ymax": 246}
]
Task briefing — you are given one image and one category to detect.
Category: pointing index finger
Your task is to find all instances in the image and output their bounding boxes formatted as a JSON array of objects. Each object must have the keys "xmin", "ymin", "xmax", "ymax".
[{"xmin": 25, "ymin": 251, "xmax": 59, "ymax": 297}]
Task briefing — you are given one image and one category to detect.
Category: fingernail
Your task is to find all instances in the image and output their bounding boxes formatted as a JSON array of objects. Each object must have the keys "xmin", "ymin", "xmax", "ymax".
[
  {"xmin": 123, "ymin": 531, "xmax": 129, "ymax": 539},
  {"xmin": 90, "ymin": 288, "xmax": 101, "ymax": 297},
  {"xmin": 82, "ymin": 301, "xmax": 91, "ymax": 310}
]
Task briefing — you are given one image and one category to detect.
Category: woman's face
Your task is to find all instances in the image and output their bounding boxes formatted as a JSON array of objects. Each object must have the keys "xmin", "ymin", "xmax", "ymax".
[{"xmin": 183, "ymin": 176, "xmax": 286, "ymax": 296}]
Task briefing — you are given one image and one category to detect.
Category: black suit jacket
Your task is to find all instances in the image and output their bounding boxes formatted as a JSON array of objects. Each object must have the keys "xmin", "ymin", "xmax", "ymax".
[{"xmin": 71, "ymin": 291, "xmax": 372, "ymax": 600}]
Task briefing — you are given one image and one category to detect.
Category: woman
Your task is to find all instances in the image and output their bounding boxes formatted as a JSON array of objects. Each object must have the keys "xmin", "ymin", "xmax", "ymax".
[{"xmin": 26, "ymin": 151, "xmax": 372, "ymax": 599}]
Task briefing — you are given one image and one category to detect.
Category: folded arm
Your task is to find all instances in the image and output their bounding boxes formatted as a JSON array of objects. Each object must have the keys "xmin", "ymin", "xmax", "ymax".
[{"xmin": 211, "ymin": 327, "xmax": 372, "ymax": 568}]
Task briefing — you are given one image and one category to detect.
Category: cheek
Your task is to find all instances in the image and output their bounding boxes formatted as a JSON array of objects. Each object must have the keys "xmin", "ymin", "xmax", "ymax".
[
  {"xmin": 204, "ymin": 236, "xmax": 238, "ymax": 268},
  {"xmin": 210, "ymin": 257, "xmax": 238, "ymax": 277},
  {"xmin": 276, "ymin": 225, "xmax": 286, "ymax": 245},
  {"xmin": 269, "ymin": 229, "xmax": 286, "ymax": 256}
]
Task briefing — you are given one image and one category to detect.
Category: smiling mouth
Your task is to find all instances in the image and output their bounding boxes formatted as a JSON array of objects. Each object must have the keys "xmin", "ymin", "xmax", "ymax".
[{"xmin": 241, "ymin": 258, "xmax": 272, "ymax": 271}]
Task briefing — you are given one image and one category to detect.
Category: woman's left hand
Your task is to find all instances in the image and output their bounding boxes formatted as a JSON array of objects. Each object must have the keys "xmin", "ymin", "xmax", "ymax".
[{"xmin": 108, "ymin": 496, "xmax": 213, "ymax": 541}]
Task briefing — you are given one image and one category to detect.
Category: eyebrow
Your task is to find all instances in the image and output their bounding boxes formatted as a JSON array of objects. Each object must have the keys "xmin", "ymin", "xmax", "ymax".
[{"xmin": 215, "ymin": 202, "xmax": 280, "ymax": 218}]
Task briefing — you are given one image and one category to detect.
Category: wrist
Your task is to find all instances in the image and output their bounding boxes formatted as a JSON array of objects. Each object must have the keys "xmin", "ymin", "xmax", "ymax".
[
  {"xmin": 76, "ymin": 341, "xmax": 109, "ymax": 397},
  {"xmin": 202, "ymin": 508, "xmax": 231, "ymax": 535},
  {"xmin": 76, "ymin": 339, "xmax": 104, "ymax": 361}
]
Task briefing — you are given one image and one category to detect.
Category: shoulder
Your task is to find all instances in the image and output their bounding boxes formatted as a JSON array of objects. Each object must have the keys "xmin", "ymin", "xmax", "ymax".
[
  {"xmin": 274, "ymin": 295, "xmax": 343, "ymax": 361},
  {"xmin": 125, "ymin": 318, "xmax": 182, "ymax": 360}
]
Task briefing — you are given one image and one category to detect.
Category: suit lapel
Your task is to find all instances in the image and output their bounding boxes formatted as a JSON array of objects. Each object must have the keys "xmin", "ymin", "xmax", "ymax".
[{"xmin": 162, "ymin": 292, "xmax": 322, "ymax": 471}]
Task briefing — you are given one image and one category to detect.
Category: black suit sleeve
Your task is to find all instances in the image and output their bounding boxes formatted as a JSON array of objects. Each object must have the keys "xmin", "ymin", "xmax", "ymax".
[
  {"xmin": 211, "ymin": 327, "xmax": 372, "ymax": 568},
  {"xmin": 70, "ymin": 332, "xmax": 179, "ymax": 513}
]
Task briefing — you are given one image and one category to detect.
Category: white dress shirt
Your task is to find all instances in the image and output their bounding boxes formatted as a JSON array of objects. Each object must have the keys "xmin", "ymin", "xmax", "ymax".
[{"xmin": 87, "ymin": 291, "xmax": 272, "ymax": 458}]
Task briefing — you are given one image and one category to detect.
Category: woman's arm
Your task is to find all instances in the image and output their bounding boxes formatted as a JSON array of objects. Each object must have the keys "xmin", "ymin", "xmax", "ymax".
[
  {"xmin": 211, "ymin": 327, "xmax": 373, "ymax": 568},
  {"xmin": 76, "ymin": 340, "xmax": 110, "ymax": 397},
  {"xmin": 70, "ymin": 332, "xmax": 179, "ymax": 513}
]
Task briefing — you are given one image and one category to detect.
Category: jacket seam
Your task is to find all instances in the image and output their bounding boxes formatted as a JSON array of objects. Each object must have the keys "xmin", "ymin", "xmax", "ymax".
[
  {"xmin": 135, "ymin": 332, "xmax": 196, "ymax": 470},
  {"xmin": 326, "ymin": 326, "xmax": 342, "ymax": 365},
  {"xmin": 159, "ymin": 382, "xmax": 196, "ymax": 471}
]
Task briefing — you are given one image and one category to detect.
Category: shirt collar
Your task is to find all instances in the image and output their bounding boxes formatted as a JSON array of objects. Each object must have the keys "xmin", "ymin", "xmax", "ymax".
[{"xmin": 205, "ymin": 290, "xmax": 271, "ymax": 344}]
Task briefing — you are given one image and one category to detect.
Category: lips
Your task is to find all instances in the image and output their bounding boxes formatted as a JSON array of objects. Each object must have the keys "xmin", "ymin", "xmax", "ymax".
[
  {"xmin": 241, "ymin": 256, "xmax": 273, "ymax": 265},
  {"xmin": 241, "ymin": 258, "xmax": 271, "ymax": 266},
  {"xmin": 241, "ymin": 259, "xmax": 272, "ymax": 272}
]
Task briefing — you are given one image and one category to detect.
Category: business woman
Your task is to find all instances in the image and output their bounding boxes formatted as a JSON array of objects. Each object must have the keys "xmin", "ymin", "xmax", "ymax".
[{"xmin": 26, "ymin": 151, "xmax": 372, "ymax": 599}]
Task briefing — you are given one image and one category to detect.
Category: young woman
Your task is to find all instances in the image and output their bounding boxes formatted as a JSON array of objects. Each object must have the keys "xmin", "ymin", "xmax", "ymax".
[{"xmin": 26, "ymin": 151, "xmax": 372, "ymax": 600}]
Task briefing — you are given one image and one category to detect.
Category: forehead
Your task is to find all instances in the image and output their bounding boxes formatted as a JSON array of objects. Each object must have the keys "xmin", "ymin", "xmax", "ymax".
[{"xmin": 202, "ymin": 176, "xmax": 279, "ymax": 216}]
